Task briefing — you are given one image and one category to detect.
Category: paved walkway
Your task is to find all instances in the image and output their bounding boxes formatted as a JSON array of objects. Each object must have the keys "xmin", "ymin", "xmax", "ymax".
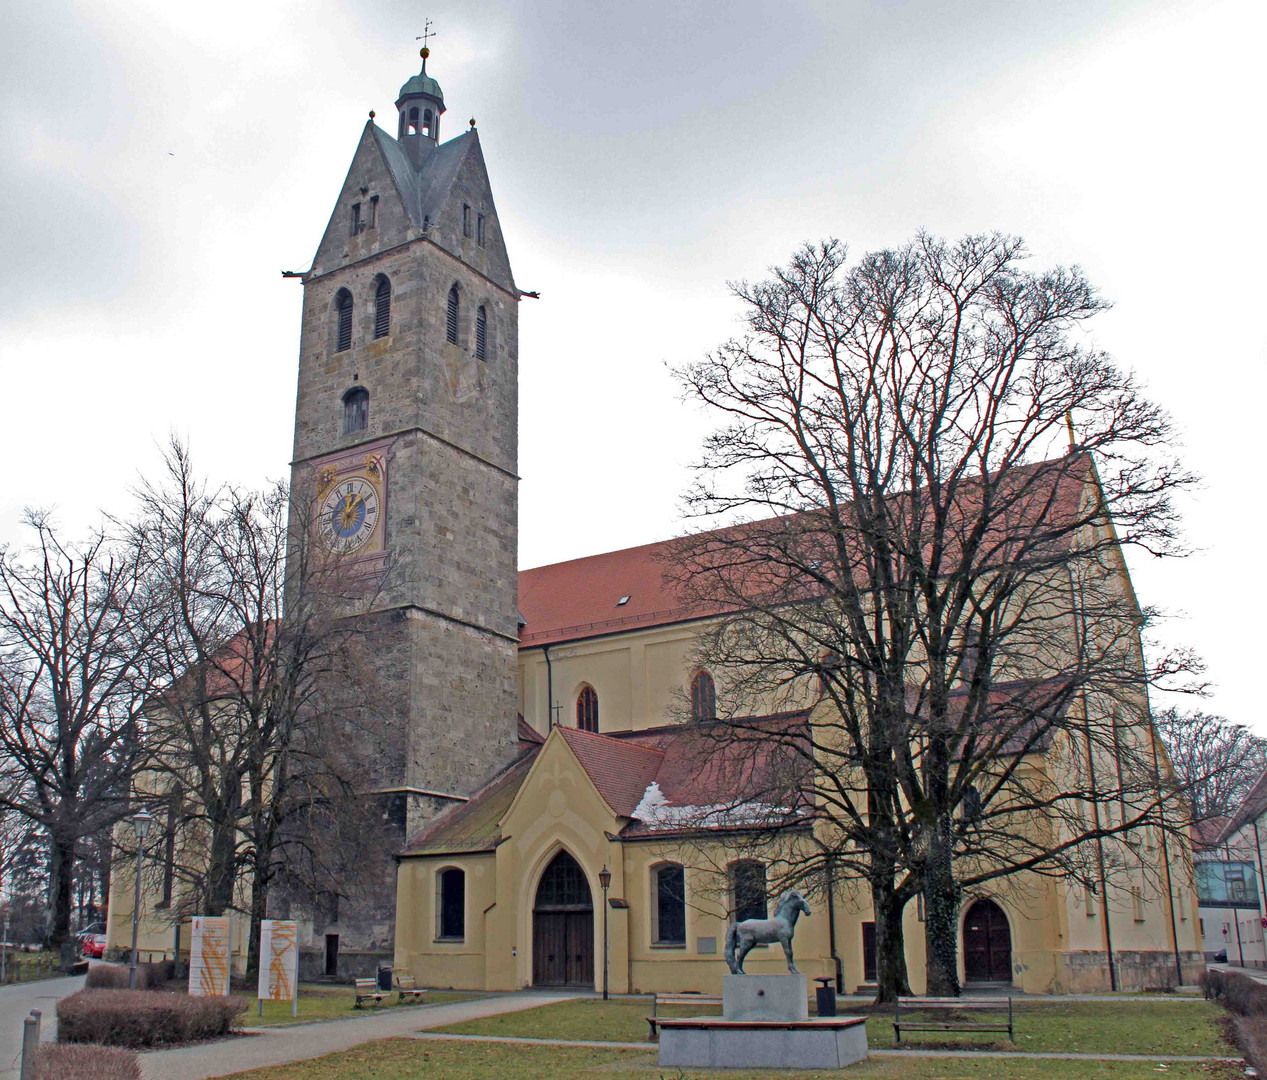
[
  {"xmin": 413, "ymin": 1031, "xmax": 1237, "ymax": 1064},
  {"xmin": 140, "ymin": 991, "xmax": 580, "ymax": 1080},
  {"xmin": 0, "ymin": 973, "xmax": 84, "ymax": 1078}
]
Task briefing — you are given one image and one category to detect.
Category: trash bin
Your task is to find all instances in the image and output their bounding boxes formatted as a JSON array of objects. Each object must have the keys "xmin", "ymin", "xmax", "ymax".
[
  {"xmin": 377, "ymin": 965, "xmax": 393, "ymax": 992},
  {"xmin": 814, "ymin": 976, "xmax": 837, "ymax": 1017}
]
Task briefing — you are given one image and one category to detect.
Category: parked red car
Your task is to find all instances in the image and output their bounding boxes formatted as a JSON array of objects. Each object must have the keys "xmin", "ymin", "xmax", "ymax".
[{"xmin": 79, "ymin": 922, "xmax": 107, "ymax": 958}]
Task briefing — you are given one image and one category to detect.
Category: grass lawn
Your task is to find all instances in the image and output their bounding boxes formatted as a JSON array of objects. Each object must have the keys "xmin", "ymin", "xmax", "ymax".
[
  {"xmin": 430, "ymin": 996, "xmax": 1232, "ymax": 1057},
  {"xmin": 243, "ymin": 985, "xmax": 483, "ymax": 1026},
  {"xmin": 219, "ymin": 1036, "xmax": 1242, "ymax": 1080}
]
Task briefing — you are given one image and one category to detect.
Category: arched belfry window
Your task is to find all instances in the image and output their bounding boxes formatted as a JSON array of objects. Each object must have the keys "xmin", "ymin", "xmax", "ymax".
[
  {"xmin": 445, "ymin": 285, "xmax": 459, "ymax": 345},
  {"xmin": 475, "ymin": 305, "xmax": 488, "ymax": 361},
  {"xmin": 334, "ymin": 289, "xmax": 353, "ymax": 352},
  {"xmin": 576, "ymin": 686, "xmax": 599, "ymax": 733},
  {"xmin": 437, "ymin": 867, "xmax": 465, "ymax": 940},
  {"xmin": 374, "ymin": 276, "xmax": 391, "ymax": 339},
  {"xmin": 690, "ymin": 670, "xmax": 716, "ymax": 721},
  {"xmin": 342, "ymin": 386, "xmax": 368, "ymax": 435},
  {"xmin": 422, "ymin": 108, "xmax": 433, "ymax": 137},
  {"xmin": 407, "ymin": 107, "xmax": 420, "ymax": 136},
  {"xmin": 730, "ymin": 860, "xmax": 767, "ymax": 922},
  {"xmin": 652, "ymin": 863, "xmax": 687, "ymax": 945}
]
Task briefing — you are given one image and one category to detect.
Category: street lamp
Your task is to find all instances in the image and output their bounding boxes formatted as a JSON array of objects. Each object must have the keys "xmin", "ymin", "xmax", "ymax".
[
  {"xmin": 598, "ymin": 864, "xmax": 611, "ymax": 1001},
  {"xmin": 128, "ymin": 810, "xmax": 155, "ymax": 990}
]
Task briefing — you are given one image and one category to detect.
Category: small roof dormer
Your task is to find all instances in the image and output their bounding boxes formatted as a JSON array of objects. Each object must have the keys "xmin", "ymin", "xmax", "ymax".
[{"xmin": 396, "ymin": 47, "xmax": 446, "ymax": 161}]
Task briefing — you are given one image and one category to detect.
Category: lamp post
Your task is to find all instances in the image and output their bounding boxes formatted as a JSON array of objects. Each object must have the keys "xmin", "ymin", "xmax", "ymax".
[
  {"xmin": 128, "ymin": 810, "xmax": 155, "ymax": 990},
  {"xmin": 598, "ymin": 864, "xmax": 611, "ymax": 1001}
]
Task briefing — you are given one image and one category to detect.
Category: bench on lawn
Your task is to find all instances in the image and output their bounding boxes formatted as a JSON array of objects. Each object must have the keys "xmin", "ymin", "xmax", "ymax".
[
  {"xmin": 354, "ymin": 977, "xmax": 386, "ymax": 1008},
  {"xmin": 395, "ymin": 974, "xmax": 426, "ymax": 1003},
  {"xmin": 893, "ymin": 996, "xmax": 1013, "ymax": 1043},
  {"xmin": 647, "ymin": 993, "xmax": 723, "ymax": 1039}
]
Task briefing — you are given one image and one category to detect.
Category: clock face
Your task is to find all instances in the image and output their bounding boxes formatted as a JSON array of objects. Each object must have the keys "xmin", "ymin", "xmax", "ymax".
[{"xmin": 319, "ymin": 476, "xmax": 381, "ymax": 554}]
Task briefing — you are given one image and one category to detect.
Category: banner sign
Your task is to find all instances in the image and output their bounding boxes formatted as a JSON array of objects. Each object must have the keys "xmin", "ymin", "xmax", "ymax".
[
  {"xmin": 189, "ymin": 916, "xmax": 232, "ymax": 997},
  {"xmin": 258, "ymin": 919, "xmax": 299, "ymax": 1002}
]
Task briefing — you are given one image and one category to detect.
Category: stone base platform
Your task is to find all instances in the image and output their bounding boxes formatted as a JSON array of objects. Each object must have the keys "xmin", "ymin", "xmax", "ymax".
[{"xmin": 657, "ymin": 1017, "xmax": 869, "ymax": 1070}]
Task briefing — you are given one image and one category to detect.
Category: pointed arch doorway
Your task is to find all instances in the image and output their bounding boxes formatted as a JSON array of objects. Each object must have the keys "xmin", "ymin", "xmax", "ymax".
[
  {"xmin": 963, "ymin": 898, "xmax": 1012, "ymax": 985},
  {"xmin": 532, "ymin": 850, "xmax": 594, "ymax": 987}
]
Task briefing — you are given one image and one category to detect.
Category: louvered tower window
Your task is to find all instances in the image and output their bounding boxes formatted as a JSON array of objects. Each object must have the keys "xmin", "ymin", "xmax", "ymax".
[
  {"xmin": 335, "ymin": 289, "xmax": 353, "ymax": 352},
  {"xmin": 342, "ymin": 387, "xmax": 368, "ymax": 434},
  {"xmin": 374, "ymin": 277, "xmax": 391, "ymax": 339},
  {"xmin": 475, "ymin": 305, "xmax": 487, "ymax": 360},
  {"xmin": 446, "ymin": 285, "xmax": 459, "ymax": 344}
]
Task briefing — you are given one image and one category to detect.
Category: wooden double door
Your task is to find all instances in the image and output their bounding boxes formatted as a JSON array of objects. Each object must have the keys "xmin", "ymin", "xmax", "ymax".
[
  {"xmin": 532, "ymin": 910, "xmax": 594, "ymax": 987},
  {"xmin": 532, "ymin": 850, "xmax": 594, "ymax": 988},
  {"xmin": 963, "ymin": 899, "xmax": 1012, "ymax": 984}
]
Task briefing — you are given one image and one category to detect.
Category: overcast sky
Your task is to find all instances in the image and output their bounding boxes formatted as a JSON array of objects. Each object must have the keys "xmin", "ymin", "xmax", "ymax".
[{"xmin": 1, "ymin": 0, "xmax": 1262, "ymax": 728}]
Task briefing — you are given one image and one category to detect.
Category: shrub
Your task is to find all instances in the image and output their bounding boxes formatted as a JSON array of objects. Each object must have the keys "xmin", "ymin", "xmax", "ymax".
[
  {"xmin": 1202, "ymin": 967, "xmax": 1267, "ymax": 1016},
  {"xmin": 57, "ymin": 989, "xmax": 246, "ymax": 1048},
  {"xmin": 85, "ymin": 962, "xmax": 173, "ymax": 991},
  {"xmin": 31, "ymin": 1044, "xmax": 141, "ymax": 1080}
]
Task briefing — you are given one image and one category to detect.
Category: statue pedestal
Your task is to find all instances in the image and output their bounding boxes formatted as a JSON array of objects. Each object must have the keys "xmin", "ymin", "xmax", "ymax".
[
  {"xmin": 658, "ymin": 972, "xmax": 869, "ymax": 1069},
  {"xmin": 723, "ymin": 973, "xmax": 809, "ymax": 1021}
]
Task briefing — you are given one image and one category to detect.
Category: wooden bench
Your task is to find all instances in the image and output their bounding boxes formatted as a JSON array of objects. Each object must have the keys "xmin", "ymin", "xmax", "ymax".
[
  {"xmin": 354, "ymin": 977, "xmax": 386, "ymax": 1008},
  {"xmin": 395, "ymin": 974, "xmax": 426, "ymax": 1003},
  {"xmin": 647, "ymin": 993, "xmax": 723, "ymax": 1038},
  {"xmin": 893, "ymin": 996, "xmax": 1013, "ymax": 1043}
]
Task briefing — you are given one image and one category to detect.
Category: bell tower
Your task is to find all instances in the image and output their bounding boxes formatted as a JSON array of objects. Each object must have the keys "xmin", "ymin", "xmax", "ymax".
[
  {"xmin": 286, "ymin": 47, "xmax": 521, "ymax": 975},
  {"xmin": 396, "ymin": 46, "xmax": 446, "ymax": 159}
]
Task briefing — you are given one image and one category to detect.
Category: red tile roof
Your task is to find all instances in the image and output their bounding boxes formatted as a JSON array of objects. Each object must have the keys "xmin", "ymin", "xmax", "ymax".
[
  {"xmin": 517, "ymin": 455, "xmax": 1092, "ymax": 648},
  {"xmin": 558, "ymin": 727, "xmax": 666, "ymax": 817}
]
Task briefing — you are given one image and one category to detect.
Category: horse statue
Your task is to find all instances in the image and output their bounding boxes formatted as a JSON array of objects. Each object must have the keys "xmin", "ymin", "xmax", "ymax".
[{"xmin": 724, "ymin": 890, "xmax": 811, "ymax": 974}]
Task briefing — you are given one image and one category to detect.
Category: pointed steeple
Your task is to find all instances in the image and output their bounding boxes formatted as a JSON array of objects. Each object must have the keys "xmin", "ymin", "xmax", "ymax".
[{"xmin": 396, "ymin": 47, "xmax": 446, "ymax": 161}]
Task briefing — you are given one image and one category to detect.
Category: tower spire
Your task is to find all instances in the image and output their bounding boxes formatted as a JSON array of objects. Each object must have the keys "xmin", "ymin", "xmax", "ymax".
[{"xmin": 396, "ymin": 36, "xmax": 446, "ymax": 156}]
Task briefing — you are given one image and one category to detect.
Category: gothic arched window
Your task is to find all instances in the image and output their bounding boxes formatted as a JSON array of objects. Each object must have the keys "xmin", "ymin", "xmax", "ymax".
[
  {"xmin": 437, "ymin": 867, "xmax": 465, "ymax": 940},
  {"xmin": 690, "ymin": 670, "xmax": 716, "ymax": 721},
  {"xmin": 446, "ymin": 285, "xmax": 459, "ymax": 345},
  {"xmin": 475, "ymin": 305, "xmax": 488, "ymax": 360},
  {"xmin": 730, "ymin": 860, "xmax": 767, "ymax": 922},
  {"xmin": 576, "ymin": 686, "xmax": 599, "ymax": 733},
  {"xmin": 342, "ymin": 386, "xmax": 368, "ymax": 435},
  {"xmin": 374, "ymin": 276, "xmax": 391, "ymax": 339},
  {"xmin": 652, "ymin": 863, "xmax": 686, "ymax": 945},
  {"xmin": 334, "ymin": 289, "xmax": 353, "ymax": 352}
]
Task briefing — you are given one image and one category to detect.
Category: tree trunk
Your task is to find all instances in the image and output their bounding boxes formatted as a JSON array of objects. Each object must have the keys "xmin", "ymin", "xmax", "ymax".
[
  {"xmin": 247, "ymin": 849, "xmax": 270, "ymax": 976},
  {"xmin": 871, "ymin": 873, "xmax": 912, "ymax": 1004},
  {"xmin": 205, "ymin": 816, "xmax": 238, "ymax": 917},
  {"xmin": 46, "ymin": 832, "xmax": 76, "ymax": 961},
  {"xmin": 923, "ymin": 819, "xmax": 961, "ymax": 997}
]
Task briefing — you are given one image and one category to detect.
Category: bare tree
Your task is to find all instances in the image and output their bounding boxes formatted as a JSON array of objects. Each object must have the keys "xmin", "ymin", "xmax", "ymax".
[
  {"xmin": 0, "ymin": 513, "xmax": 158, "ymax": 960},
  {"xmin": 671, "ymin": 235, "xmax": 1198, "ymax": 999},
  {"xmin": 1156, "ymin": 708, "xmax": 1266, "ymax": 824},
  {"xmin": 123, "ymin": 443, "xmax": 387, "ymax": 972}
]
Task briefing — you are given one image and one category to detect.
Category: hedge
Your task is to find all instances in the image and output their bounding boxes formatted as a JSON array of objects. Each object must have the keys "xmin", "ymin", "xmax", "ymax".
[
  {"xmin": 84, "ymin": 961, "xmax": 173, "ymax": 991},
  {"xmin": 1202, "ymin": 967, "xmax": 1267, "ymax": 1073},
  {"xmin": 57, "ymin": 989, "xmax": 245, "ymax": 1048},
  {"xmin": 31, "ymin": 1044, "xmax": 141, "ymax": 1080}
]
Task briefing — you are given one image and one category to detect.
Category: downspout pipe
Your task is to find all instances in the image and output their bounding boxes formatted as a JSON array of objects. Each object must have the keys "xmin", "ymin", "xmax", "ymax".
[
  {"xmin": 543, "ymin": 644, "xmax": 554, "ymax": 731},
  {"xmin": 1149, "ymin": 727, "xmax": 1185, "ymax": 986},
  {"xmin": 1067, "ymin": 560, "xmax": 1117, "ymax": 991},
  {"xmin": 826, "ymin": 858, "xmax": 843, "ymax": 992}
]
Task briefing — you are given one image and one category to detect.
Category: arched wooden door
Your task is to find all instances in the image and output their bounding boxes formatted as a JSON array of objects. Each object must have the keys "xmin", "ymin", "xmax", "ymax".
[
  {"xmin": 532, "ymin": 850, "xmax": 594, "ymax": 987},
  {"xmin": 963, "ymin": 899, "xmax": 1012, "ymax": 984}
]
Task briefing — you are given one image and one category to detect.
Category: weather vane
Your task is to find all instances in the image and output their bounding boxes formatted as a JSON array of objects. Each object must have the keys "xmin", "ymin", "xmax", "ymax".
[{"xmin": 415, "ymin": 20, "xmax": 436, "ymax": 50}]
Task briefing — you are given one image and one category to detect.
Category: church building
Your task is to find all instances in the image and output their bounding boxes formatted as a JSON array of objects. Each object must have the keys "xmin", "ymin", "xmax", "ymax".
[{"xmin": 109, "ymin": 49, "xmax": 1205, "ymax": 995}]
